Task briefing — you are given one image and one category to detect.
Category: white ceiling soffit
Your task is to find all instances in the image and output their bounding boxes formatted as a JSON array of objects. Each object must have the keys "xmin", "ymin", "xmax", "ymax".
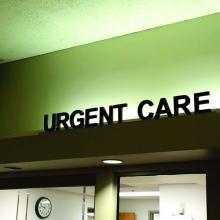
[
  {"xmin": 1, "ymin": 0, "xmax": 220, "ymax": 63},
  {"xmin": 120, "ymin": 174, "xmax": 206, "ymax": 188}
]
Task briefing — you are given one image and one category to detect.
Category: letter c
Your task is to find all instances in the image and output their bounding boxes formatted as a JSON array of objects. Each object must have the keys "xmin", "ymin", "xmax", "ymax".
[{"xmin": 137, "ymin": 100, "xmax": 154, "ymax": 120}]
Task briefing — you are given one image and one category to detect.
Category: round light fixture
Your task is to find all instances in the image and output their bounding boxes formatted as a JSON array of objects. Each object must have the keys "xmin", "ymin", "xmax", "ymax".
[{"xmin": 102, "ymin": 159, "xmax": 123, "ymax": 165}]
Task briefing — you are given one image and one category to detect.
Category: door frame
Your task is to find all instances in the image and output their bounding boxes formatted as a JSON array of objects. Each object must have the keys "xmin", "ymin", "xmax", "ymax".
[
  {"xmin": 115, "ymin": 160, "xmax": 220, "ymax": 220},
  {"xmin": 149, "ymin": 210, "xmax": 159, "ymax": 220}
]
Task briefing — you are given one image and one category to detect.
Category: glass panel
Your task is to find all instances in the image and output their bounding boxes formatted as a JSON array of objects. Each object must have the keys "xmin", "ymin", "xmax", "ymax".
[
  {"xmin": 154, "ymin": 213, "xmax": 160, "ymax": 220},
  {"xmin": 119, "ymin": 174, "xmax": 207, "ymax": 220},
  {"xmin": 0, "ymin": 186, "xmax": 95, "ymax": 220}
]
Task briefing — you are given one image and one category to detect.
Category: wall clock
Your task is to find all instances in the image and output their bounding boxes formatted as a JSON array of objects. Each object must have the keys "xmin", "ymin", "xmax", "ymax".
[{"xmin": 35, "ymin": 197, "xmax": 52, "ymax": 219}]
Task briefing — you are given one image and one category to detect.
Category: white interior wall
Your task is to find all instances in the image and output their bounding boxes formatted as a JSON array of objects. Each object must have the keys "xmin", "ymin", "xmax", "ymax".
[
  {"xmin": 0, "ymin": 190, "xmax": 18, "ymax": 220},
  {"xmin": 119, "ymin": 199, "xmax": 159, "ymax": 220},
  {"xmin": 0, "ymin": 188, "xmax": 94, "ymax": 220},
  {"xmin": 160, "ymin": 184, "xmax": 207, "ymax": 220}
]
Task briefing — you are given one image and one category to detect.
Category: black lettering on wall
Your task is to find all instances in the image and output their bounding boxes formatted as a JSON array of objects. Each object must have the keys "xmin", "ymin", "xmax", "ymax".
[
  {"xmin": 56, "ymin": 112, "xmax": 69, "ymax": 131},
  {"xmin": 174, "ymin": 95, "xmax": 191, "ymax": 116},
  {"xmin": 44, "ymin": 114, "xmax": 57, "ymax": 132},
  {"xmin": 70, "ymin": 110, "xmax": 85, "ymax": 128},
  {"xmin": 137, "ymin": 100, "xmax": 154, "ymax": 120},
  {"xmin": 194, "ymin": 91, "xmax": 211, "ymax": 113},
  {"xmin": 113, "ymin": 103, "xmax": 128, "ymax": 123},
  {"xmin": 155, "ymin": 98, "xmax": 172, "ymax": 119},
  {"xmin": 43, "ymin": 91, "xmax": 211, "ymax": 132},
  {"xmin": 99, "ymin": 106, "xmax": 114, "ymax": 126},
  {"xmin": 85, "ymin": 108, "xmax": 98, "ymax": 127}
]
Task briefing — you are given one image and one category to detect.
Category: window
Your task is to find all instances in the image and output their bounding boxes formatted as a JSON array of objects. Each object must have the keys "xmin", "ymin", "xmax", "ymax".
[
  {"xmin": 0, "ymin": 186, "xmax": 95, "ymax": 220},
  {"xmin": 118, "ymin": 174, "xmax": 207, "ymax": 220}
]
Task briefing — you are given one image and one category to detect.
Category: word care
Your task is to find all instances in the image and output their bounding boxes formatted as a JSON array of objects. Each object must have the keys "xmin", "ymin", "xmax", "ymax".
[{"xmin": 44, "ymin": 91, "xmax": 211, "ymax": 132}]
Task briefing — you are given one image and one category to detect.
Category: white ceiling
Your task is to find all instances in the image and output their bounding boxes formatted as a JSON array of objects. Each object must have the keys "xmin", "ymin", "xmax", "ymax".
[
  {"xmin": 47, "ymin": 174, "xmax": 206, "ymax": 198},
  {"xmin": 1, "ymin": 175, "xmax": 205, "ymax": 199},
  {"xmin": 1, "ymin": 0, "xmax": 220, "ymax": 63},
  {"xmin": 120, "ymin": 174, "xmax": 206, "ymax": 199},
  {"xmin": 121, "ymin": 174, "xmax": 206, "ymax": 188}
]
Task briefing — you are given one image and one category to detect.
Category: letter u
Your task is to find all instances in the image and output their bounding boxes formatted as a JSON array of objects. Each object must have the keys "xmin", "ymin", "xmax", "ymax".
[{"xmin": 44, "ymin": 114, "xmax": 57, "ymax": 131}]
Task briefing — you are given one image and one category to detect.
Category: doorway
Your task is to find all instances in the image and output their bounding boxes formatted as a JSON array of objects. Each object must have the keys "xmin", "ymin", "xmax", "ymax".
[{"xmin": 118, "ymin": 174, "xmax": 207, "ymax": 220}]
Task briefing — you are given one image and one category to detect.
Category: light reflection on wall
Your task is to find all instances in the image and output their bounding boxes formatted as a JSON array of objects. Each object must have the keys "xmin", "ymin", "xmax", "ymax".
[{"xmin": 0, "ymin": 13, "xmax": 220, "ymax": 137}]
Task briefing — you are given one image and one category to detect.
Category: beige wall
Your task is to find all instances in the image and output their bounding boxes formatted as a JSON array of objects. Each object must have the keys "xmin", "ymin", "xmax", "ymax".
[
  {"xmin": 160, "ymin": 184, "xmax": 207, "ymax": 220},
  {"xmin": 95, "ymin": 170, "xmax": 118, "ymax": 220}
]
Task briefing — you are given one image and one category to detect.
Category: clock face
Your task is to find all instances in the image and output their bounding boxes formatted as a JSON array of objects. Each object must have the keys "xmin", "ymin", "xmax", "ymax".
[{"xmin": 35, "ymin": 197, "xmax": 52, "ymax": 219}]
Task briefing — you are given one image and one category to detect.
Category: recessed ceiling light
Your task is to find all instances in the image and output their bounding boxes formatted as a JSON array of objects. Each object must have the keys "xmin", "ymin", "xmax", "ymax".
[
  {"xmin": 119, "ymin": 191, "xmax": 160, "ymax": 197},
  {"xmin": 102, "ymin": 159, "xmax": 123, "ymax": 165}
]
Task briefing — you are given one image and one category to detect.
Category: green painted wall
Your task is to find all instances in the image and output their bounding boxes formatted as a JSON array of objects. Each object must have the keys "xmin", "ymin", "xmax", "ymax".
[
  {"xmin": 95, "ymin": 170, "xmax": 117, "ymax": 220},
  {"xmin": 0, "ymin": 13, "xmax": 220, "ymax": 138}
]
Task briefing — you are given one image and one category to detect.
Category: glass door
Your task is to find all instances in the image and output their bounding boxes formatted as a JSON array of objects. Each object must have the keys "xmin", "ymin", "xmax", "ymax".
[
  {"xmin": 118, "ymin": 174, "xmax": 207, "ymax": 220},
  {"xmin": 0, "ymin": 186, "xmax": 95, "ymax": 220}
]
